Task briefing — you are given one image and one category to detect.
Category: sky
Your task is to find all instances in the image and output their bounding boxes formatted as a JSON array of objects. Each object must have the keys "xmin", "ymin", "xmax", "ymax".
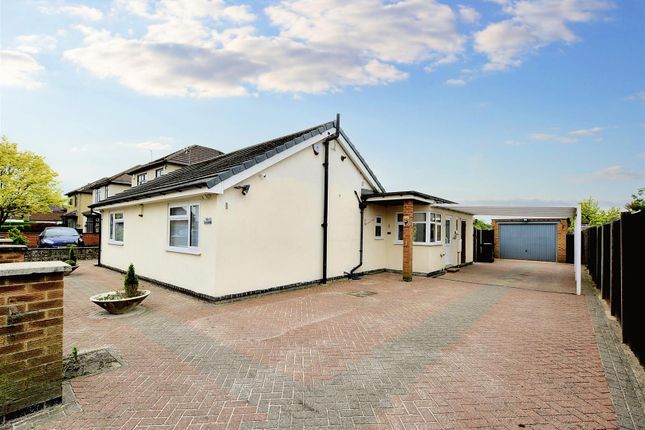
[{"xmin": 1, "ymin": 0, "xmax": 644, "ymax": 209}]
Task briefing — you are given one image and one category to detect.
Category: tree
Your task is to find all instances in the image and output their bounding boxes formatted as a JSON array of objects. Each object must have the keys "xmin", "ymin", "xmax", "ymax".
[
  {"xmin": 0, "ymin": 136, "xmax": 65, "ymax": 225},
  {"xmin": 473, "ymin": 218, "xmax": 492, "ymax": 230},
  {"xmin": 572, "ymin": 197, "xmax": 621, "ymax": 231},
  {"xmin": 123, "ymin": 263, "xmax": 140, "ymax": 298},
  {"xmin": 625, "ymin": 188, "xmax": 645, "ymax": 213}
]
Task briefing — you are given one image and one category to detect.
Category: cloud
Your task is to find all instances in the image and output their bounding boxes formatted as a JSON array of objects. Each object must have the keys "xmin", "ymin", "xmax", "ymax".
[
  {"xmin": 40, "ymin": 4, "xmax": 104, "ymax": 21},
  {"xmin": 265, "ymin": 0, "xmax": 464, "ymax": 64},
  {"xmin": 63, "ymin": 0, "xmax": 464, "ymax": 97},
  {"xmin": 626, "ymin": 91, "xmax": 645, "ymax": 102},
  {"xmin": 0, "ymin": 50, "xmax": 45, "ymax": 89},
  {"xmin": 475, "ymin": 0, "xmax": 613, "ymax": 71},
  {"xmin": 528, "ymin": 132, "xmax": 577, "ymax": 144},
  {"xmin": 445, "ymin": 78, "xmax": 466, "ymax": 86},
  {"xmin": 582, "ymin": 165, "xmax": 645, "ymax": 182},
  {"xmin": 129, "ymin": 140, "xmax": 174, "ymax": 151},
  {"xmin": 504, "ymin": 139, "xmax": 523, "ymax": 145},
  {"xmin": 527, "ymin": 126, "xmax": 603, "ymax": 144},
  {"xmin": 458, "ymin": 5, "xmax": 480, "ymax": 23},
  {"xmin": 15, "ymin": 34, "xmax": 57, "ymax": 54},
  {"xmin": 568, "ymin": 126, "xmax": 603, "ymax": 136}
]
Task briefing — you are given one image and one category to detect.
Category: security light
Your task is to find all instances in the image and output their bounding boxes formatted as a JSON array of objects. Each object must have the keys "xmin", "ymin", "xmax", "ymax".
[{"xmin": 234, "ymin": 185, "xmax": 251, "ymax": 195}]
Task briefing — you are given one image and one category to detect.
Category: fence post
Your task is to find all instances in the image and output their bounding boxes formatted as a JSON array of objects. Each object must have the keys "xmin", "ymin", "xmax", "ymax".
[
  {"xmin": 595, "ymin": 225, "xmax": 602, "ymax": 287},
  {"xmin": 601, "ymin": 224, "xmax": 611, "ymax": 300},
  {"xmin": 610, "ymin": 220, "xmax": 621, "ymax": 319},
  {"xmin": 621, "ymin": 211, "xmax": 644, "ymax": 364}
]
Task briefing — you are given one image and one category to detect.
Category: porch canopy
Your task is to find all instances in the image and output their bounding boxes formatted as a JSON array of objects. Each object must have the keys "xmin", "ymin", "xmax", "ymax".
[{"xmin": 434, "ymin": 204, "xmax": 582, "ymax": 295}]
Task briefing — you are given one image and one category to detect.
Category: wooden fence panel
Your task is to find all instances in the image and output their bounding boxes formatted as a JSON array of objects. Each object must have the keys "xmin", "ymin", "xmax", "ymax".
[{"xmin": 621, "ymin": 211, "xmax": 645, "ymax": 363}]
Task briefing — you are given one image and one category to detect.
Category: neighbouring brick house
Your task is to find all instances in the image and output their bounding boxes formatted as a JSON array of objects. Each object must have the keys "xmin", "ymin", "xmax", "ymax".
[{"xmin": 492, "ymin": 218, "xmax": 569, "ymax": 263}]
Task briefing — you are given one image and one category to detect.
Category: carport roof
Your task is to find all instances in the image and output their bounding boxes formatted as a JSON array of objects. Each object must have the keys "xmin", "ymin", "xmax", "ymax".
[{"xmin": 433, "ymin": 204, "xmax": 576, "ymax": 218}]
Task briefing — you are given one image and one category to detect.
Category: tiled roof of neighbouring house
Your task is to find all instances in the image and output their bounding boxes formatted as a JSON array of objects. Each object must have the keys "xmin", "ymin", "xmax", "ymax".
[
  {"xmin": 126, "ymin": 145, "xmax": 224, "ymax": 175},
  {"xmin": 91, "ymin": 121, "xmax": 385, "ymax": 208},
  {"xmin": 66, "ymin": 167, "xmax": 136, "ymax": 196}
]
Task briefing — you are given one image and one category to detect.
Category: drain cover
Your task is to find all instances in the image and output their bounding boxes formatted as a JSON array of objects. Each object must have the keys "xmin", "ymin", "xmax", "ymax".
[{"xmin": 347, "ymin": 290, "xmax": 377, "ymax": 297}]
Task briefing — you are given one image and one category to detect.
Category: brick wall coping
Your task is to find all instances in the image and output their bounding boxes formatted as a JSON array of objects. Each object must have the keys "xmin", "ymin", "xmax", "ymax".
[
  {"xmin": 0, "ymin": 238, "xmax": 13, "ymax": 244},
  {"xmin": 0, "ymin": 244, "xmax": 27, "ymax": 251},
  {"xmin": 0, "ymin": 261, "xmax": 69, "ymax": 276}
]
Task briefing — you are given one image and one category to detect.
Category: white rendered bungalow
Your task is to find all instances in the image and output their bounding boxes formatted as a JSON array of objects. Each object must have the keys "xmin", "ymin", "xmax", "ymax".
[{"xmin": 90, "ymin": 118, "xmax": 474, "ymax": 300}]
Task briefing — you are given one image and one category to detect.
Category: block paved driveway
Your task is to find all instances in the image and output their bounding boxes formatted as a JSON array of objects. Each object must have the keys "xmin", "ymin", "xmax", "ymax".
[{"xmin": 42, "ymin": 260, "xmax": 624, "ymax": 429}]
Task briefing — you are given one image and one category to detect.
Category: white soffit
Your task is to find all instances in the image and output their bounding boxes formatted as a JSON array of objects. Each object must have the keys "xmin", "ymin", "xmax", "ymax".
[{"xmin": 434, "ymin": 205, "xmax": 576, "ymax": 218}]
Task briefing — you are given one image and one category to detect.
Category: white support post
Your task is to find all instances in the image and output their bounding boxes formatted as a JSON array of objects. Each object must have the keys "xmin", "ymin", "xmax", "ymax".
[{"xmin": 575, "ymin": 205, "xmax": 582, "ymax": 295}]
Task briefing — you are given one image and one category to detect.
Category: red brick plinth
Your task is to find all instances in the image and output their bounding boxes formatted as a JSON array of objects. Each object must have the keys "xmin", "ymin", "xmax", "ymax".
[{"xmin": 0, "ymin": 261, "xmax": 68, "ymax": 422}]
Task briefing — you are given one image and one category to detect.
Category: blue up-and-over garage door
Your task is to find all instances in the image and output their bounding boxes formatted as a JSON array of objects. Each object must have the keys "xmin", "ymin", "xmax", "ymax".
[{"xmin": 499, "ymin": 223, "xmax": 557, "ymax": 262}]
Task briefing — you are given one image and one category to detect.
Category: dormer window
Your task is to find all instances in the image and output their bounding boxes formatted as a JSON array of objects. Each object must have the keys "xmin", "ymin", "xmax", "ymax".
[{"xmin": 137, "ymin": 173, "xmax": 147, "ymax": 185}]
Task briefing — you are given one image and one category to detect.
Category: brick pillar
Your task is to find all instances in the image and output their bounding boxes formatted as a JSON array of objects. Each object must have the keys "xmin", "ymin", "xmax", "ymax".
[
  {"xmin": 0, "ymin": 261, "xmax": 68, "ymax": 421},
  {"xmin": 0, "ymin": 245, "xmax": 27, "ymax": 264},
  {"xmin": 402, "ymin": 200, "xmax": 414, "ymax": 282},
  {"xmin": 492, "ymin": 221, "xmax": 500, "ymax": 259}
]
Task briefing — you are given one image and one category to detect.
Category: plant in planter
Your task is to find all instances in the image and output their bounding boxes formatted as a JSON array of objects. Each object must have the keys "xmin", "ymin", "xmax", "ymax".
[
  {"xmin": 64, "ymin": 245, "xmax": 79, "ymax": 275},
  {"xmin": 90, "ymin": 263, "xmax": 150, "ymax": 314}
]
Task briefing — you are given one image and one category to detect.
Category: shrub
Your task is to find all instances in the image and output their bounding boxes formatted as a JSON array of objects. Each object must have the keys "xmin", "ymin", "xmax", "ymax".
[
  {"xmin": 67, "ymin": 244, "xmax": 77, "ymax": 265},
  {"xmin": 7, "ymin": 227, "xmax": 27, "ymax": 245},
  {"xmin": 123, "ymin": 263, "xmax": 139, "ymax": 298}
]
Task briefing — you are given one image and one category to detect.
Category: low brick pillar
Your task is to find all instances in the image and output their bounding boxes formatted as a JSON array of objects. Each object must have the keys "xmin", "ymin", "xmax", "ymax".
[
  {"xmin": 0, "ymin": 261, "xmax": 68, "ymax": 421},
  {"xmin": 0, "ymin": 245, "xmax": 27, "ymax": 264},
  {"xmin": 402, "ymin": 200, "xmax": 414, "ymax": 282}
]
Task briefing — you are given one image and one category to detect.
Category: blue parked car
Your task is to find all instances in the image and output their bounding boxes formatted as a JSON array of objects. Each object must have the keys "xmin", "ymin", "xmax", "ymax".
[{"xmin": 38, "ymin": 227, "xmax": 84, "ymax": 248}]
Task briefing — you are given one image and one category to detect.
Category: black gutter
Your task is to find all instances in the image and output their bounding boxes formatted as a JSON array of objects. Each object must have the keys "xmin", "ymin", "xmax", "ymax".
[
  {"xmin": 346, "ymin": 190, "xmax": 365, "ymax": 280},
  {"xmin": 321, "ymin": 114, "xmax": 340, "ymax": 284}
]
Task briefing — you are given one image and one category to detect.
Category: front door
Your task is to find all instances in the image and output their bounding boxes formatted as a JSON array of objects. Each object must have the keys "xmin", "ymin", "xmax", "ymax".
[
  {"xmin": 461, "ymin": 220, "xmax": 467, "ymax": 264},
  {"xmin": 445, "ymin": 216, "xmax": 453, "ymax": 266}
]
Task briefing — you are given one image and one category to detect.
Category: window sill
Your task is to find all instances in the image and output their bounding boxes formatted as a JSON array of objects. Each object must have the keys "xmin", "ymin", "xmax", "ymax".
[
  {"xmin": 108, "ymin": 240, "xmax": 123, "ymax": 246},
  {"xmin": 166, "ymin": 247, "xmax": 201, "ymax": 256},
  {"xmin": 393, "ymin": 241, "xmax": 443, "ymax": 247}
]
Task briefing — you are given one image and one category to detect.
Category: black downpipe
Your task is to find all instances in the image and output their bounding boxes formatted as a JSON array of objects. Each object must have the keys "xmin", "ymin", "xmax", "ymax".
[
  {"xmin": 93, "ymin": 209, "xmax": 101, "ymax": 266},
  {"xmin": 322, "ymin": 113, "xmax": 340, "ymax": 284},
  {"xmin": 346, "ymin": 190, "xmax": 365, "ymax": 280}
]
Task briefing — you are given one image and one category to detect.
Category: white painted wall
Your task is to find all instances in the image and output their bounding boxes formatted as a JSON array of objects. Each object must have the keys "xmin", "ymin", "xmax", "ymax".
[
  {"xmin": 99, "ymin": 196, "xmax": 218, "ymax": 296},
  {"xmin": 363, "ymin": 205, "xmax": 474, "ymax": 274},
  {"xmin": 212, "ymin": 140, "xmax": 376, "ymax": 297}
]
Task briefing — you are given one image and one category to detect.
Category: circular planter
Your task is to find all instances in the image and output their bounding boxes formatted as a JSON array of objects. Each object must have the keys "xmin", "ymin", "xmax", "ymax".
[
  {"xmin": 90, "ymin": 290, "xmax": 150, "ymax": 315},
  {"xmin": 64, "ymin": 265, "xmax": 79, "ymax": 276}
]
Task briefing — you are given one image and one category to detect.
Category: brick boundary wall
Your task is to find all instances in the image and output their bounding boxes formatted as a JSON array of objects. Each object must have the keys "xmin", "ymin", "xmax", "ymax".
[
  {"xmin": 0, "ymin": 245, "xmax": 27, "ymax": 264},
  {"xmin": 25, "ymin": 247, "xmax": 99, "ymax": 262},
  {"xmin": 0, "ymin": 261, "xmax": 68, "ymax": 423},
  {"xmin": 492, "ymin": 218, "xmax": 569, "ymax": 263},
  {"xmin": 8, "ymin": 232, "xmax": 98, "ymax": 249}
]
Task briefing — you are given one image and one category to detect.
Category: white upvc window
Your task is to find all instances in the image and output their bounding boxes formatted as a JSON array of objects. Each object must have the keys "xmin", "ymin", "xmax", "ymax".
[
  {"xmin": 109, "ymin": 212, "xmax": 124, "ymax": 244},
  {"xmin": 396, "ymin": 211, "xmax": 443, "ymax": 244},
  {"xmin": 155, "ymin": 168, "xmax": 164, "ymax": 178},
  {"xmin": 93, "ymin": 188, "xmax": 101, "ymax": 203},
  {"xmin": 374, "ymin": 216, "xmax": 383, "ymax": 239},
  {"xmin": 137, "ymin": 173, "xmax": 147, "ymax": 185},
  {"xmin": 429, "ymin": 212, "xmax": 442, "ymax": 244},
  {"xmin": 104, "ymin": 185, "xmax": 109, "ymax": 199},
  {"xmin": 168, "ymin": 203, "xmax": 200, "ymax": 252}
]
